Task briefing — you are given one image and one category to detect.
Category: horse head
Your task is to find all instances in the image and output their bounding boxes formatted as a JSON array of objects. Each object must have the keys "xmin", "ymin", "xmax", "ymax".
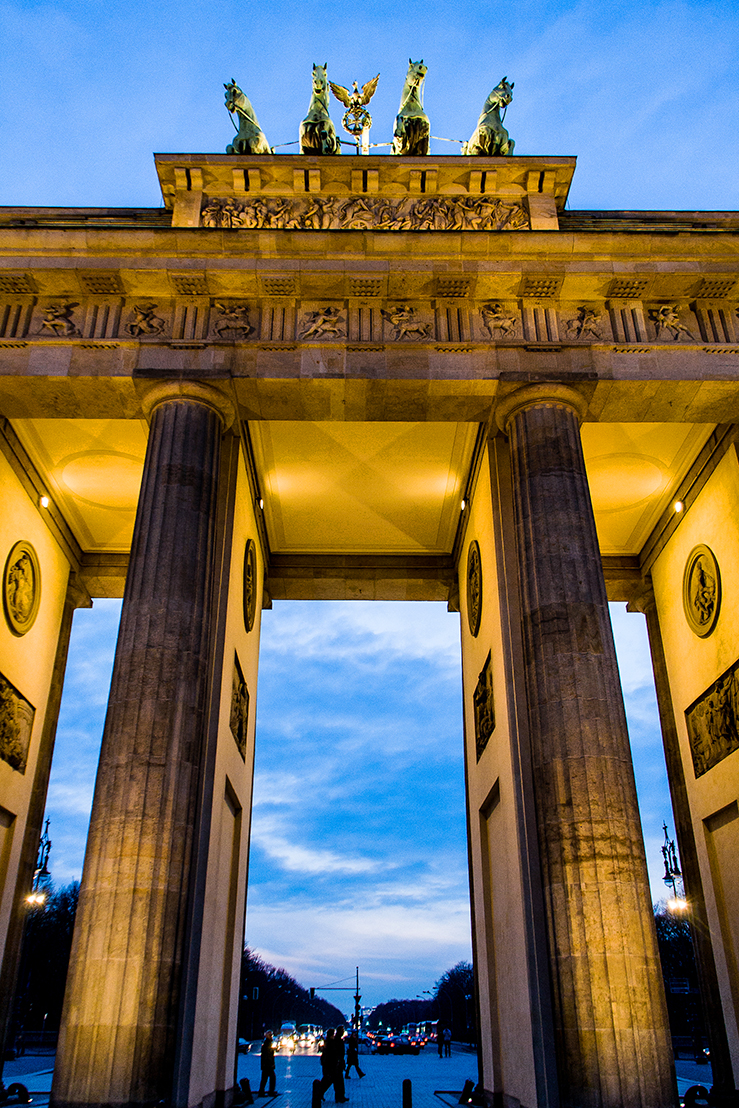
[
  {"xmin": 224, "ymin": 79, "xmax": 241, "ymax": 113},
  {"xmin": 492, "ymin": 76, "xmax": 514, "ymax": 108},
  {"xmin": 407, "ymin": 58, "xmax": 427, "ymax": 89},
  {"xmin": 312, "ymin": 63, "xmax": 329, "ymax": 95}
]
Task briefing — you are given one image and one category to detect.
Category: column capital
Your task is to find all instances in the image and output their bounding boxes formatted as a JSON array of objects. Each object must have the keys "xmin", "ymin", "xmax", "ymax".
[
  {"xmin": 140, "ymin": 380, "xmax": 237, "ymax": 430},
  {"xmin": 66, "ymin": 571, "xmax": 93, "ymax": 612},
  {"xmin": 626, "ymin": 576, "xmax": 656, "ymax": 615},
  {"xmin": 494, "ymin": 382, "xmax": 590, "ymax": 435}
]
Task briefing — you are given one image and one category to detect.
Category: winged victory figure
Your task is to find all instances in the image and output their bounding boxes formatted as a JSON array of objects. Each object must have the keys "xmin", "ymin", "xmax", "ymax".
[{"xmin": 329, "ymin": 74, "xmax": 380, "ymax": 152}]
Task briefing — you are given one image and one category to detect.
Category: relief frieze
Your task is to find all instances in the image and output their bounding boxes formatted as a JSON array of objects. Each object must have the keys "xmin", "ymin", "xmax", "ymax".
[
  {"xmin": 0, "ymin": 671, "xmax": 35, "ymax": 774},
  {"xmin": 200, "ymin": 194, "xmax": 530, "ymax": 232},
  {"xmin": 686, "ymin": 656, "xmax": 739, "ymax": 778},
  {"xmin": 473, "ymin": 651, "xmax": 495, "ymax": 761},
  {"xmin": 229, "ymin": 653, "xmax": 250, "ymax": 762}
]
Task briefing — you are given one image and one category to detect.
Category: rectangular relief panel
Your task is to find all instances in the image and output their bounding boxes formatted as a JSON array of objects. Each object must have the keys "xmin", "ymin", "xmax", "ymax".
[
  {"xmin": 685, "ymin": 657, "xmax": 739, "ymax": 777},
  {"xmin": 0, "ymin": 672, "xmax": 35, "ymax": 775}
]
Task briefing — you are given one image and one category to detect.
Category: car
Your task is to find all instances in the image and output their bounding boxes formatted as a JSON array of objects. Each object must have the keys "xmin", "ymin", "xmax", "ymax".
[{"xmin": 237, "ymin": 1038, "xmax": 251, "ymax": 1054}]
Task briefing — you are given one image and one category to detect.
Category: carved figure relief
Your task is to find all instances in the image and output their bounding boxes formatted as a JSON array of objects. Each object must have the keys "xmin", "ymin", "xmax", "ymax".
[
  {"xmin": 0, "ymin": 671, "xmax": 35, "ymax": 774},
  {"xmin": 473, "ymin": 651, "xmax": 495, "ymax": 760},
  {"xmin": 650, "ymin": 304, "xmax": 694, "ymax": 341},
  {"xmin": 686, "ymin": 657, "xmax": 739, "ymax": 778},
  {"xmin": 243, "ymin": 538, "xmax": 257, "ymax": 633},
  {"xmin": 3, "ymin": 541, "xmax": 41, "ymax": 636},
  {"xmin": 38, "ymin": 303, "xmax": 80, "ymax": 337},
  {"xmin": 467, "ymin": 540, "xmax": 482, "ymax": 637},
  {"xmin": 481, "ymin": 302, "xmax": 518, "ymax": 338},
  {"xmin": 683, "ymin": 544, "xmax": 721, "ymax": 637},
  {"xmin": 229, "ymin": 653, "xmax": 250, "ymax": 762},
  {"xmin": 200, "ymin": 194, "xmax": 528, "ymax": 233},
  {"xmin": 567, "ymin": 307, "xmax": 602, "ymax": 339},
  {"xmin": 380, "ymin": 305, "xmax": 429, "ymax": 340},
  {"xmin": 126, "ymin": 304, "xmax": 166, "ymax": 337},
  {"xmin": 300, "ymin": 307, "xmax": 345, "ymax": 339},
  {"xmin": 213, "ymin": 302, "xmax": 253, "ymax": 339}
]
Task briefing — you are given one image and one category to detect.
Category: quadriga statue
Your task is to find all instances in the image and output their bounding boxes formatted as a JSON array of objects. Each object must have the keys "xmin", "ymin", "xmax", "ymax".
[
  {"xmin": 300, "ymin": 64, "xmax": 341, "ymax": 155},
  {"xmin": 393, "ymin": 59, "xmax": 430, "ymax": 156},
  {"xmin": 224, "ymin": 80, "xmax": 272, "ymax": 154},
  {"xmin": 464, "ymin": 77, "xmax": 515, "ymax": 156}
]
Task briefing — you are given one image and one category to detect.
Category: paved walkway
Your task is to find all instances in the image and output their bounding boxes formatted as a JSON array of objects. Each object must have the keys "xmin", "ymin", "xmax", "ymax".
[
  {"xmin": 237, "ymin": 1045, "xmax": 477, "ymax": 1108},
  {"xmin": 0, "ymin": 1048, "xmax": 714, "ymax": 1107}
]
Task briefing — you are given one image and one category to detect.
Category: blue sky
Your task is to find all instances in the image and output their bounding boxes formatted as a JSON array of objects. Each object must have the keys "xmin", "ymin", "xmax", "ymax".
[
  {"xmin": 45, "ymin": 599, "xmax": 672, "ymax": 1008},
  {"xmin": 5, "ymin": 0, "xmax": 738, "ymax": 1008}
]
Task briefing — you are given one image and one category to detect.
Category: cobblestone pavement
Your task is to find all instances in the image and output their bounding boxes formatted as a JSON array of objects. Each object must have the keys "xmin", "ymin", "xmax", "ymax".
[{"xmin": 237, "ymin": 1045, "xmax": 478, "ymax": 1108}]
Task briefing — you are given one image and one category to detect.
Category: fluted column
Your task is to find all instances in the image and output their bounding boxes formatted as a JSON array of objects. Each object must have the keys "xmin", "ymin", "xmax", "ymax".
[
  {"xmin": 498, "ymin": 385, "xmax": 674, "ymax": 1108},
  {"xmin": 52, "ymin": 383, "xmax": 234, "ymax": 1108}
]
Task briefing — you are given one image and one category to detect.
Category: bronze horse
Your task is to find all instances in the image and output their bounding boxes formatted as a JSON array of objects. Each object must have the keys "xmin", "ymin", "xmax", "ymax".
[
  {"xmin": 300, "ymin": 64, "xmax": 340, "ymax": 155},
  {"xmin": 464, "ymin": 77, "xmax": 515, "ymax": 156},
  {"xmin": 393, "ymin": 59, "xmax": 430, "ymax": 156}
]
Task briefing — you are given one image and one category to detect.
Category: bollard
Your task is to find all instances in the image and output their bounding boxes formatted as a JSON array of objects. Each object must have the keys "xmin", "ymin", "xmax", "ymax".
[
  {"xmin": 459, "ymin": 1079, "xmax": 475, "ymax": 1104},
  {"xmin": 402, "ymin": 1078, "xmax": 412, "ymax": 1108},
  {"xmin": 312, "ymin": 1079, "xmax": 323, "ymax": 1108}
]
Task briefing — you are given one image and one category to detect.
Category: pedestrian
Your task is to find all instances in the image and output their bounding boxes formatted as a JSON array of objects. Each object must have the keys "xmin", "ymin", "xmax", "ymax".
[
  {"xmin": 258, "ymin": 1030, "xmax": 277, "ymax": 1096},
  {"xmin": 344, "ymin": 1030, "xmax": 365, "ymax": 1079},
  {"xmin": 437, "ymin": 1025, "xmax": 444, "ymax": 1058},
  {"xmin": 333, "ymin": 1025, "xmax": 349, "ymax": 1102},
  {"xmin": 443, "ymin": 1025, "xmax": 452, "ymax": 1058},
  {"xmin": 319, "ymin": 1029, "xmax": 336, "ymax": 1100}
]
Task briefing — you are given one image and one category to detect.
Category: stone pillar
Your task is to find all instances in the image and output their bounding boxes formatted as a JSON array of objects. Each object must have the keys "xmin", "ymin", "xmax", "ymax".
[
  {"xmin": 52, "ymin": 382, "xmax": 235, "ymax": 1108},
  {"xmin": 629, "ymin": 583, "xmax": 737, "ymax": 1100},
  {"xmin": 497, "ymin": 384, "xmax": 674, "ymax": 1108},
  {"xmin": 0, "ymin": 572, "xmax": 91, "ymax": 1077}
]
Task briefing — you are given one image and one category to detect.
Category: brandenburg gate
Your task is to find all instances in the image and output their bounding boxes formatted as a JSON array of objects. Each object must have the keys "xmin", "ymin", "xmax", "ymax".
[{"xmin": 0, "ymin": 68, "xmax": 738, "ymax": 1108}]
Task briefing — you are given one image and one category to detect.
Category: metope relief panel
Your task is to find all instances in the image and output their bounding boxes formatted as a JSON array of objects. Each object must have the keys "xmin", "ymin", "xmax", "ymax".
[
  {"xmin": 380, "ymin": 304, "xmax": 432, "ymax": 341},
  {"xmin": 0, "ymin": 672, "xmax": 35, "ymax": 775},
  {"xmin": 229, "ymin": 653, "xmax": 250, "ymax": 763},
  {"xmin": 32, "ymin": 301, "xmax": 82, "ymax": 338},
  {"xmin": 210, "ymin": 301, "xmax": 254, "ymax": 340},
  {"xmin": 478, "ymin": 302, "xmax": 519, "ymax": 341},
  {"xmin": 298, "ymin": 304, "xmax": 346, "ymax": 341},
  {"xmin": 648, "ymin": 303, "xmax": 696, "ymax": 342},
  {"xmin": 564, "ymin": 306, "xmax": 609, "ymax": 341},
  {"xmin": 686, "ymin": 657, "xmax": 739, "ymax": 779},
  {"xmin": 474, "ymin": 651, "xmax": 495, "ymax": 761},
  {"xmin": 123, "ymin": 301, "xmax": 171, "ymax": 339}
]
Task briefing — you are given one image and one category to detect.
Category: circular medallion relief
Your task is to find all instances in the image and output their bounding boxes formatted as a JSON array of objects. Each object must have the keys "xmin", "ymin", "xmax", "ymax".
[
  {"xmin": 3, "ymin": 541, "xmax": 41, "ymax": 636},
  {"xmin": 243, "ymin": 539, "xmax": 257, "ymax": 633},
  {"xmin": 683, "ymin": 544, "xmax": 721, "ymax": 638},
  {"xmin": 467, "ymin": 541, "xmax": 482, "ymax": 638}
]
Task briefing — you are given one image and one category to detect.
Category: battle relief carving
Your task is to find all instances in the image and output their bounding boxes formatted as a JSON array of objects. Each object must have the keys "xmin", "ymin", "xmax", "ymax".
[
  {"xmin": 300, "ymin": 307, "xmax": 345, "ymax": 339},
  {"xmin": 467, "ymin": 541, "xmax": 482, "ymax": 637},
  {"xmin": 126, "ymin": 304, "xmax": 166, "ymax": 337},
  {"xmin": 481, "ymin": 302, "xmax": 519, "ymax": 338},
  {"xmin": 650, "ymin": 304, "xmax": 695, "ymax": 342},
  {"xmin": 229, "ymin": 653, "xmax": 250, "ymax": 762},
  {"xmin": 243, "ymin": 539, "xmax": 257, "ymax": 633},
  {"xmin": 3, "ymin": 541, "xmax": 41, "ymax": 636},
  {"xmin": 685, "ymin": 657, "xmax": 739, "ymax": 778},
  {"xmin": 37, "ymin": 303, "xmax": 80, "ymax": 337},
  {"xmin": 567, "ymin": 307, "xmax": 602, "ymax": 339},
  {"xmin": 0, "ymin": 671, "xmax": 35, "ymax": 774},
  {"xmin": 213, "ymin": 302, "xmax": 253, "ymax": 339},
  {"xmin": 473, "ymin": 651, "xmax": 495, "ymax": 761},
  {"xmin": 380, "ymin": 305, "xmax": 429, "ymax": 340},
  {"xmin": 683, "ymin": 544, "xmax": 721, "ymax": 638},
  {"xmin": 200, "ymin": 194, "xmax": 529, "ymax": 232}
]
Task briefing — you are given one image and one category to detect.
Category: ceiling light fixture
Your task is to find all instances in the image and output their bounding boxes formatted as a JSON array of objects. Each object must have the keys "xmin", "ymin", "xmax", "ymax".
[
  {"xmin": 259, "ymin": 498, "xmax": 264, "ymax": 510},
  {"xmin": 673, "ymin": 500, "xmax": 684, "ymax": 513},
  {"xmin": 39, "ymin": 495, "xmax": 50, "ymax": 508},
  {"xmin": 461, "ymin": 499, "xmax": 466, "ymax": 511}
]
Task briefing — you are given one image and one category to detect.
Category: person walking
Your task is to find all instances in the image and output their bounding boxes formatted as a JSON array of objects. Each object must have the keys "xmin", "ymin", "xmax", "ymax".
[
  {"xmin": 258, "ymin": 1030, "xmax": 277, "ymax": 1096},
  {"xmin": 333, "ymin": 1026, "xmax": 348, "ymax": 1102},
  {"xmin": 443, "ymin": 1025, "xmax": 452, "ymax": 1058},
  {"xmin": 319, "ymin": 1029, "xmax": 336, "ymax": 1101},
  {"xmin": 344, "ymin": 1030, "xmax": 365, "ymax": 1079},
  {"xmin": 437, "ymin": 1025, "xmax": 444, "ymax": 1058}
]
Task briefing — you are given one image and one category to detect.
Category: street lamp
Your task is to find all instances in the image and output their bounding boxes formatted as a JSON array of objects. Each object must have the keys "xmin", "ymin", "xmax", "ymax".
[{"xmin": 662, "ymin": 822, "xmax": 688, "ymax": 912}]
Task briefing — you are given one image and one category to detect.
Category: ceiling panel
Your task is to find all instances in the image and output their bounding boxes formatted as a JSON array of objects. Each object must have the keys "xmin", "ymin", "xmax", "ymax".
[{"xmin": 250, "ymin": 421, "xmax": 478, "ymax": 555}]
